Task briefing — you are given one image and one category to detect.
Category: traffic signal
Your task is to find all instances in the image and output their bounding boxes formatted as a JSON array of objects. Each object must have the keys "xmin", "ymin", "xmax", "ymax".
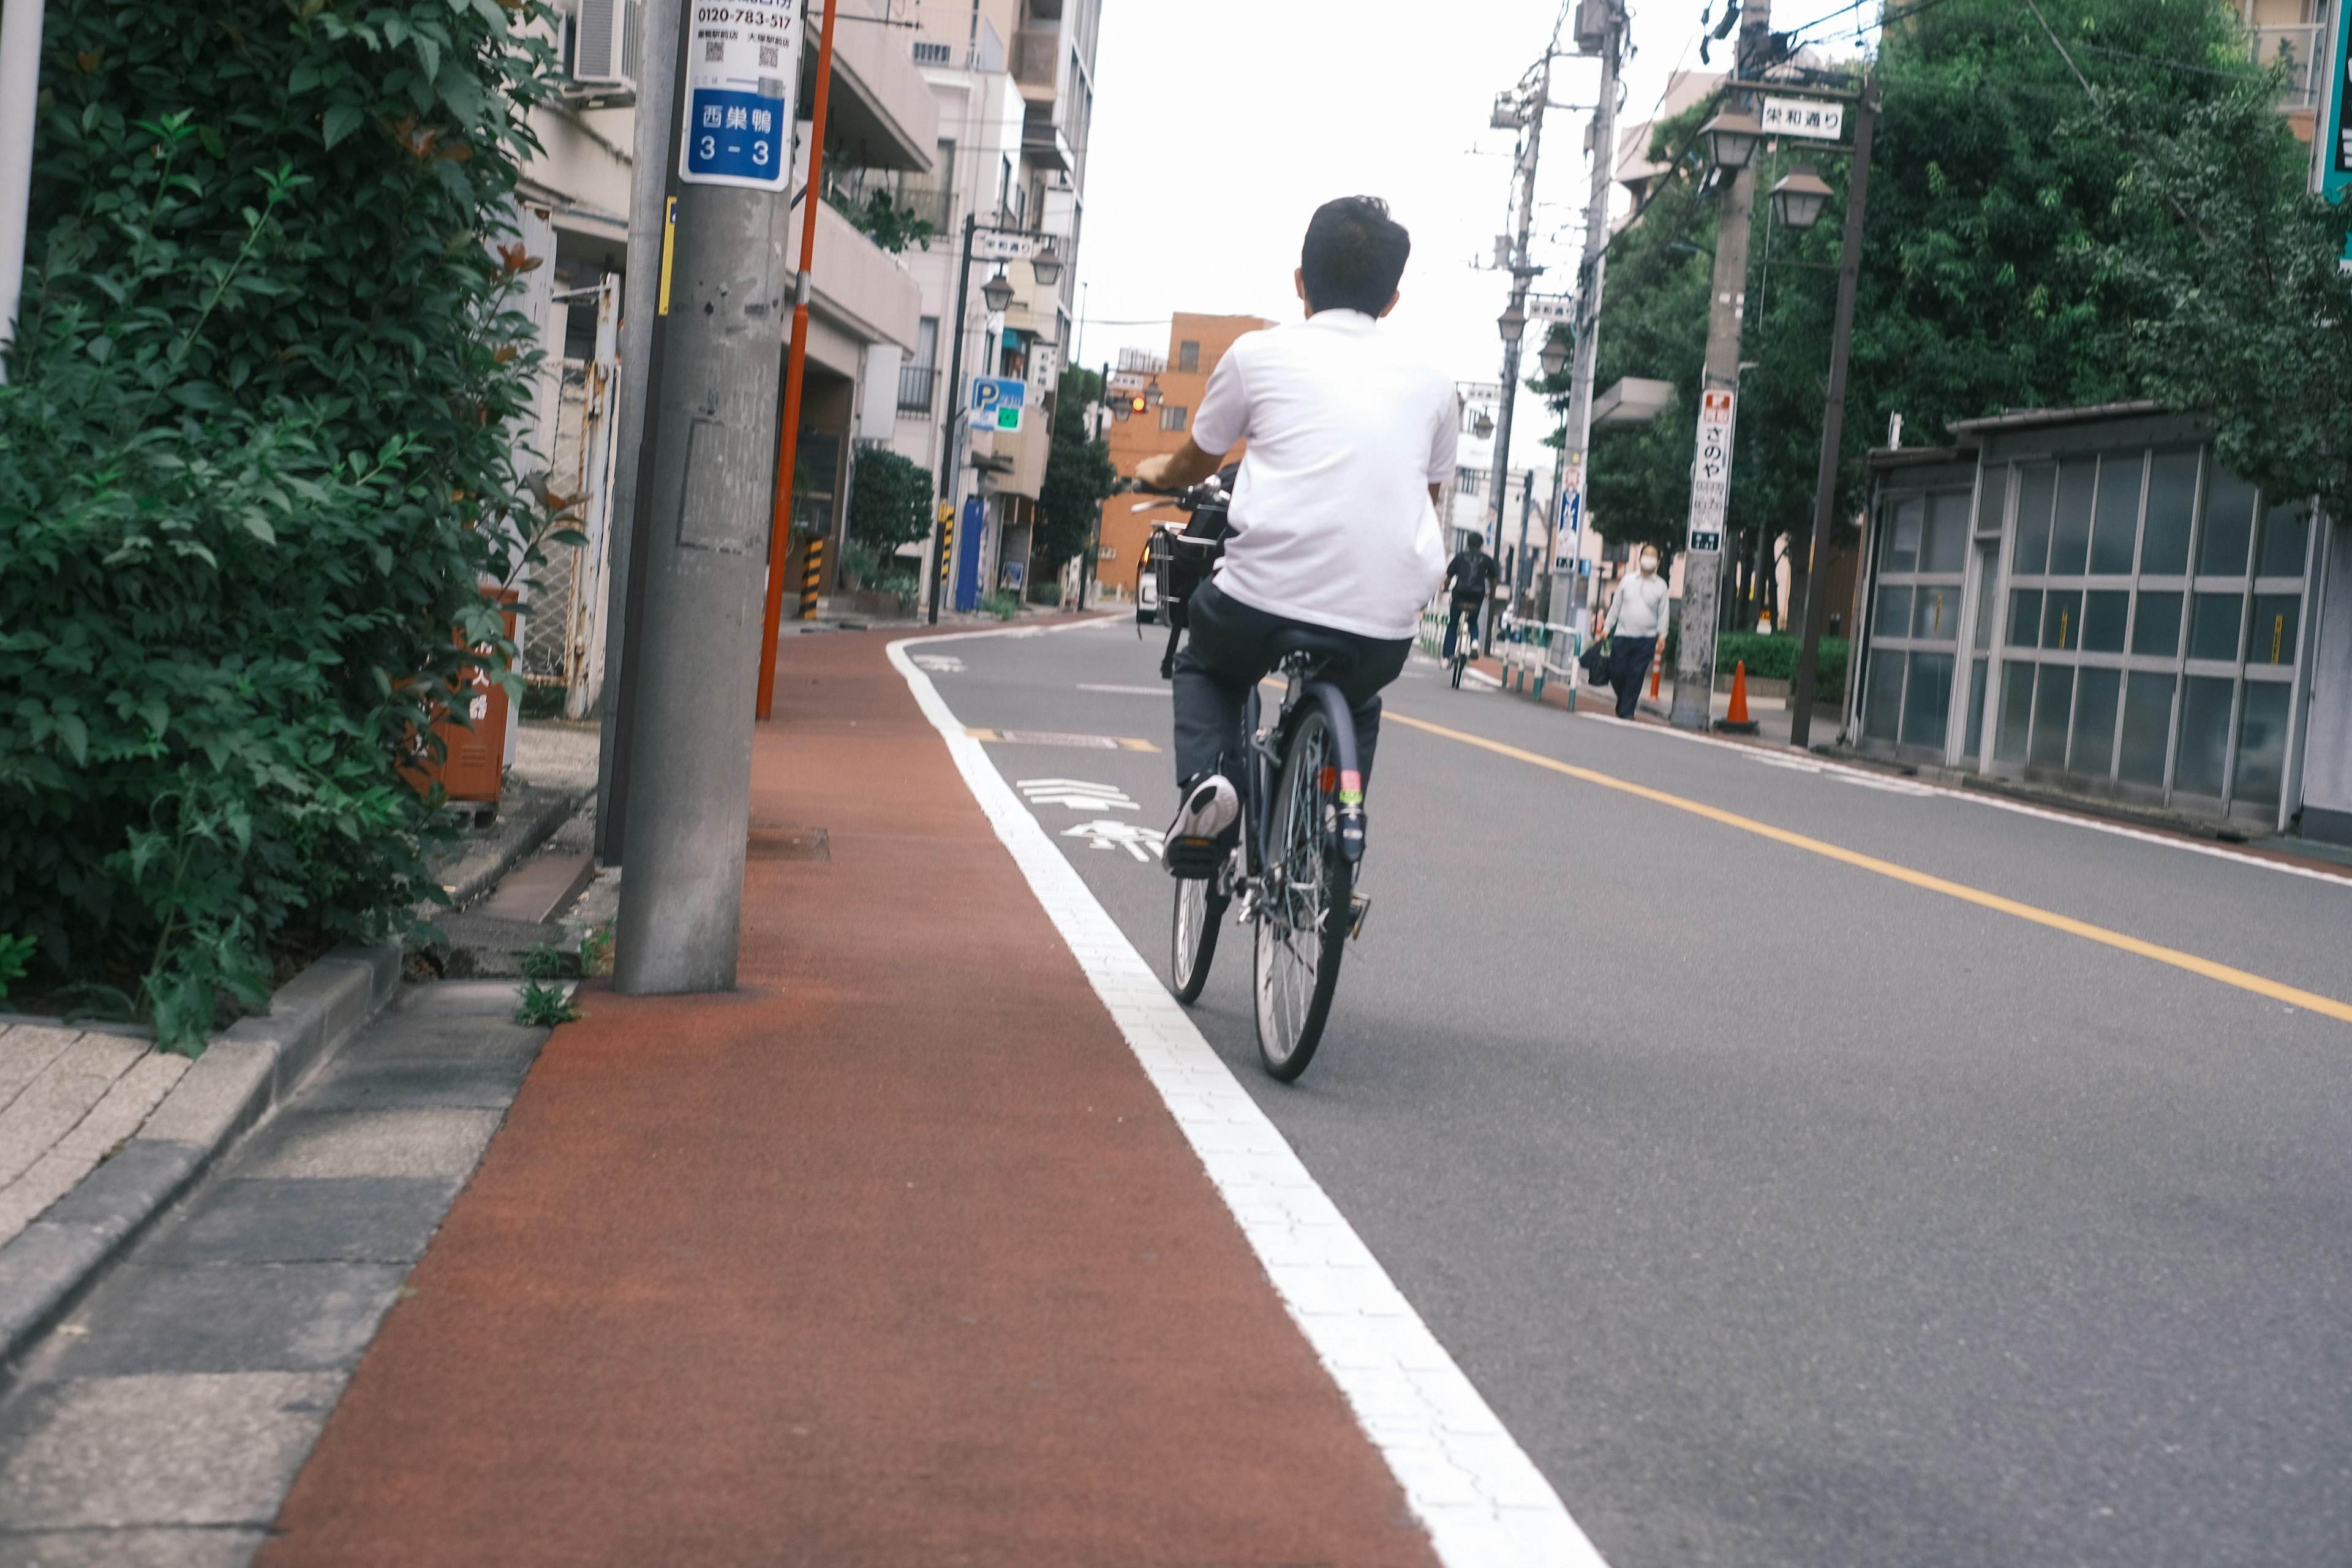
[{"xmin": 1128, "ymin": 394, "xmax": 1147, "ymax": 416}]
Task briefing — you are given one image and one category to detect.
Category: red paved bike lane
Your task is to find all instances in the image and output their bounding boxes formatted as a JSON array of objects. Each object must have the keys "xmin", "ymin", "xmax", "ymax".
[{"xmin": 259, "ymin": 627, "xmax": 1436, "ymax": 1567}]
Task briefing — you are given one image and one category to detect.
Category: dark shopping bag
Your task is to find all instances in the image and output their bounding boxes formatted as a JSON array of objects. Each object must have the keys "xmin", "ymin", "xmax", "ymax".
[{"xmin": 1578, "ymin": 637, "xmax": 1613, "ymax": 687}]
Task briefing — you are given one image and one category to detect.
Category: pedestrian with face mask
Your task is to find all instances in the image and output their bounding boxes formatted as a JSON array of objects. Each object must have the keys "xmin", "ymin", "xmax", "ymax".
[{"xmin": 1602, "ymin": 545, "xmax": 1669, "ymax": 720}]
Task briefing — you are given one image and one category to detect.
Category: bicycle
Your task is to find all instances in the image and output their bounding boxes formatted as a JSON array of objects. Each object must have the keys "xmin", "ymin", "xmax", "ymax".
[{"xmin": 1140, "ymin": 480, "xmax": 1369, "ymax": 1082}]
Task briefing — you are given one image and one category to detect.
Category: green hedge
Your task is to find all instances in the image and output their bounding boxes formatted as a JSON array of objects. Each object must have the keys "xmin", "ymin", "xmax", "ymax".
[
  {"xmin": 0, "ymin": 1, "xmax": 559, "ymax": 1048},
  {"xmin": 1715, "ymin": 633, "xmax": 1849, "ymax": 698}
]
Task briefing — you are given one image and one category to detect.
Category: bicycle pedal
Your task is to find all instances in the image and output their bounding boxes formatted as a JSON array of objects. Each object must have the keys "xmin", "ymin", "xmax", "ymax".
[
  {"xmin": 1163, "ymin": 835, "xmax": 1223, "ymax": 879},
  {"xmin": 1348, "ymin": 894, "xmax": 1371, "ymax": 940}
]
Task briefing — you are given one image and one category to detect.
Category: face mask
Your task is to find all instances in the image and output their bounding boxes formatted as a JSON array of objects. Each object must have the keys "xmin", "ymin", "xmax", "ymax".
[{"xmin": 1640, "ymin": 556, "xmax": 1659, "ymax": 575}]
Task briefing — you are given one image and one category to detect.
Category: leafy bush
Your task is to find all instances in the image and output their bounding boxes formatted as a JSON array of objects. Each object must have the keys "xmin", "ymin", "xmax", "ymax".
[
  {"xmin": 0, "ymin": 1, "xmax": 561, "ymax": 1049},
  {"xmin": 1713, "ymin": 633, "xmax": 1848, "ymax": 701},
  {"xmin": 824, "ymin": 186, "xmax": 936, "ymax": 255},
  {"xmin": 846, "ymin": 449, "xmax": 933, "ymax": 552},
  {"xmin": 980, "ymin": 590, "xmax": 1024, "ymax": 621}
]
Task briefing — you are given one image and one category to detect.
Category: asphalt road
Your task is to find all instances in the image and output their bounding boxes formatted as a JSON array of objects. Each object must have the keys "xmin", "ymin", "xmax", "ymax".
[{"xmin": 922, "ymin": 613, "xmax": 2352, "ymax": 1568}]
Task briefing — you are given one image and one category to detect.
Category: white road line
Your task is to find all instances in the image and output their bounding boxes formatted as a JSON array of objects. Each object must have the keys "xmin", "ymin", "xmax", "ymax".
[
  {"xmin": 890, "ymin": 627, "xmax": 1605, "ymax": 1568},
  {"xmin": 1563, "ymin": 710, "xmax": 2352, "ymax": 888},
  {"xmin": 1077, "ymin": 683, "xmax": 1174, "ymax": 695}
]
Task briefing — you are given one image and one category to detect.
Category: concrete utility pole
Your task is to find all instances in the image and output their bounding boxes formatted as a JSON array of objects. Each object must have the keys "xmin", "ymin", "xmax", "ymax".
[
  {"xmin": 1487, "ymin": 51, "xmax": 1551, "ymax": 577},
  {"xmin": 1548, "ymin": 0, "xmax": 1627, "ymax": 638},
  {"xmin": 614, "ymin": 0, "xmax": 801, "ymax": 994},
  {"xmin": 1670, "ymin": 0, "xmax": 1770, "ymax": 732}
]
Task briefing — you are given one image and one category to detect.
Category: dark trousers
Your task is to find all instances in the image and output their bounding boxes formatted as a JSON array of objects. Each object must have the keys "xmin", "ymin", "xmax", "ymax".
[
  {"xmin": 1172, "ymin": 578, "xmax": 1411, "ymax": 787},
  {"xmin": 1442, "ymin": 596, "xmax": 1483, "ymax": 660},
  {"xmin": 1607, "ymin": 634, "xmax": 1658, "ymax": 720}
]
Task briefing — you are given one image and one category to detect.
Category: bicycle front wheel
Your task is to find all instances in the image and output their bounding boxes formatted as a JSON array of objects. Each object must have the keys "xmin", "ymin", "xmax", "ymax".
[
  {"xmin": 1170, "ymin": 869, "xmax": 1227, "ymax": 1004},
  {"xmin": 1253, "ymin": 706, "xmax": 1351, "ymax": 1082}
]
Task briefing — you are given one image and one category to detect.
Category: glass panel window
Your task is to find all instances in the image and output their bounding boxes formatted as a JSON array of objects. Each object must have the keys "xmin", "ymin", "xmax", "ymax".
[
  {"xmin": 1973, "ymin": 545, "xmax": 2000, "ymax": 650},
  {"xmin": 2249, "ymin": 594, "xmax": 2299, "ymax": 666},
  {"xmin": 2199, "ymin": 468, "xmax": 2258, "ymax": 576},
  {"xmin": 2008, "ymin": 588, "xmax": 2043, "ymax": 649},
  {"xmin": 1902, "ymin": 653, "xmax": 1954, "ymax": 750},
  {"xmin": 2233, "ymin": 681, "xmax": 2293, "ymax": 808},
  {"xmin": 1863, "ymin": 649, "xmax": 1904, "ymax": 741},
  {"xmin": 1966, "ymin": 657, "xmax": 1990, "ymax": 758},
  {"xmin": 1912, "ymin": 586, "xmax": 1958, "ymax": 641},
  {"xmin": 2090, "ymin": 454, "xmax": 2143, "ymax": 574},
  {"xmin": 2042, "ymin": 589, "xmax": 2082, "ymax": 652},
  {"xmin": 2119, "ymin": 673, "xmax": 2176, "ymax": 788},
  {"xmin": 2014, "ymin": 466, "xmax": 2057, "ymax": 575},
  {"xmin": 2141, "ymin": 451, "xmax": 2198, "ymax": 574},
  {"xmin": 2176, "ymin": 676, "xmax": 2236, "ymax": 797},
  {"xmin": 1875, "ymin": 585, "xmax": 1913, "ymax": 640},
  {"xmin": 2030, "ymin": 665, "xmax": 2075, "ymax": 767},
  {"xmin": 2190, "ymin": 593, "xmax": 2245, "ymax": 662},
  {"xmin": 2080, "ymin": 590, "xmax": 2128, "ymax": 653},
  {"xmin": 1975, "ymin": 470, "xmax": 2006, "ymax": 537},
  {"xmin": 2070, "ymin": 667, "xmax": 2121, "ymax": 779},
  {"xmin": 1159, "ymin": 404, "xmax": 1188, "ymax": 431},
  {"xmin": 2133, "ymin": 590, "xmax": 2184, "ymax": 657},
  {"xmin": 1883, "ymin": 498, "xmax": 1923, "ymax": 573},
  {"xmin": 1997, "ymin": 663, "xmax": 2034, "ymax": 761},
  {"xmin": 2258, "ymin": 500, "xmax": 2312, "ymax": 578},
  {"xmin": 2051, "ymin": 460, "xmax": 2097, "ymax": 575},
  {"xmin": 1924, "ymin": 492, "xmax": 1970, "ymax": 572}
]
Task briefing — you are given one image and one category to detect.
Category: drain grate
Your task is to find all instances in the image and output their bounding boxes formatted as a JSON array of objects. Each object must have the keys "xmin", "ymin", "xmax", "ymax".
[{"xmin": 747, "ymin": 827, "xmax": 830, "ymax": 861}]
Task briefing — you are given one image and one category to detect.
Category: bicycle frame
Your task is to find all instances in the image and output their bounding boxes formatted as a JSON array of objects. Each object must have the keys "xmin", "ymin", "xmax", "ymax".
[{"xmin": 1231, "ymin": 654, "xmax": 1368, "ymax": 909}]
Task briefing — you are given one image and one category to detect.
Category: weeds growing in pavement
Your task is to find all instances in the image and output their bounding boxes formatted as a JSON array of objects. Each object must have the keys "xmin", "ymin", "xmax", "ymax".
[{"xmin": 512, "ymin": 979, "xmax": 580, "ymax": 1028}]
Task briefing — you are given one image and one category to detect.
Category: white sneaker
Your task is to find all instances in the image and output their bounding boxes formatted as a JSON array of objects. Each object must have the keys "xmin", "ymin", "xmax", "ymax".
[{"xmin": 1162, "ymin": 775, "xmax": 1238, "ymax": 877}]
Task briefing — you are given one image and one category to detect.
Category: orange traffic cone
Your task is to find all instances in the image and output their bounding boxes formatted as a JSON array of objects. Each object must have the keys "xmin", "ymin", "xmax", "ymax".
[{"xmin": 1718, "ymin": 658, "xmax": 1761, "ymax": 734}]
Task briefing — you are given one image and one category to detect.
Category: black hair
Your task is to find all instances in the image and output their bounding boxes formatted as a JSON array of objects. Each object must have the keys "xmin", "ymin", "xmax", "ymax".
[{"xmin": 1300, "ymin": 197, "xmax": 1411, "ymax": 317}]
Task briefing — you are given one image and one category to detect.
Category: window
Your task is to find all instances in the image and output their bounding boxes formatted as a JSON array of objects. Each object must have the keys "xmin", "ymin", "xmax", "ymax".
[
  {"xmin": 1966, "ymin": 440, "xmax": 2319, "ymax": 818},
  {"xmin": 1178, "ymin": 341, "xmax": 1200, "ymax": 372},
  {"xmin": 1455, "ymin": 467, "xmax": 1485, "ymax": 494},
  {"xmin": 1159, "ymin": 405, "xmax": 1188, "ymax": 432},
  {"xmin": 898, "ymin": 317, "xmax": 939, "ymax": 415},
  {"xmin": 1864, "ymin": 486, "xmax": 1969, "ymax": 756},
  {"xmin": 912, "ymin": 39, "xmax": 952, "ymax": 66}
]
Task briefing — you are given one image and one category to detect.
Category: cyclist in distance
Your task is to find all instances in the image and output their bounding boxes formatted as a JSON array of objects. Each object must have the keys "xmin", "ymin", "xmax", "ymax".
[
  {"xmin": 1131, "ymin": 196, "xmax": 1456, "ymax": 873},
  {"xmin": 1441, "ymin": 529, "xmax": 1498, "ymax": 662}
]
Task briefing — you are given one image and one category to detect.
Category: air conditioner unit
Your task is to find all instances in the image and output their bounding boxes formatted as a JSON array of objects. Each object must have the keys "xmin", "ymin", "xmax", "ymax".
[
  {"xmin": 1490, "ymin": 92, "xmax": 1523, "ymax": 130},
  {"xmin": 569, "ymin": 0, "xmax": 641, "ymax": 94}
]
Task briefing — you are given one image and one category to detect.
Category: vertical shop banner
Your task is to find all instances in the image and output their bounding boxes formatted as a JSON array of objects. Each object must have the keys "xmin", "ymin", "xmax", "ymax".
[
  {"xmin": 1686, "ymin": 387, "xmax": 1735, "ymax": 556},
  {"xmin": 679, "ymin": 3, "xmax": 801, "ymax": 190}
]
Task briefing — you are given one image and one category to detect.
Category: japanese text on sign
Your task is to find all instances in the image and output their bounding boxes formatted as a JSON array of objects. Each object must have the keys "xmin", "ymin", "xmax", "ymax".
[
  {"xmin": 1685, "ymin": 387, "xmax": 1735, "ymax": 556},
  {"xmin": 679, "ymin": 4, "xmax": 800, "ymax": 190},
  {"xmin": 973, "ymin": 377, "xmax": 1025, "ymax": 432},
  {"xmin": 1760, "ymin": 97, "xmax": 1845, "ymax": 141}
]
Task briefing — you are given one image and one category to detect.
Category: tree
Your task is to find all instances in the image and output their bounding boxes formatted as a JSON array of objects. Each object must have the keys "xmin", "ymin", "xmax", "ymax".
[
  {"xmin": 1034, "ymin": 366, "xmax": 1117, "ymax": 578},
  {"xmin": 846, "ymin": 449, "xmax": 933, "ymax": 553},
  {"xmin": 1548, "ymin": 0, "xmax": 2265, "ymax": 620}
]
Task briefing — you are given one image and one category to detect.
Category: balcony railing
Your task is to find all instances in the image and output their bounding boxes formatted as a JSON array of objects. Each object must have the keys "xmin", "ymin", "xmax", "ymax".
[
  {"xmin": 898, "ymin": 364, "xmax": 940, "ymax": 417},
  {"xmin": 2254, "ymin": 23, "xmax": 2324, "ymax": 111},
  {"xmin": 1011, "ymin": 29, "xmax": 1060, "ymax": 91}
]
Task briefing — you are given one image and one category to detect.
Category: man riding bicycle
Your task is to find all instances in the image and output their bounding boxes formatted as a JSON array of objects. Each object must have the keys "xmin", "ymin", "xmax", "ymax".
[
  {"xmin": 1441, "ymin": 530, "xmax": 1498, "ymax": 662},
  {"xmin": 1131, "ymin": 196, "xmax": 1455, "ymax": 875}
]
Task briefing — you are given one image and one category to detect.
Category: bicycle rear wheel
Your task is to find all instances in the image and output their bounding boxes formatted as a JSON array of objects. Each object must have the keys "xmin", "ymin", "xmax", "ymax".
[
  {"xmin": 1253, "ymin": 707, "xmax": 1351, "ymax": 1082},
  {"xmin": 1170, "ymin": 868, "xmax": 1227, "ymax": 1004}
]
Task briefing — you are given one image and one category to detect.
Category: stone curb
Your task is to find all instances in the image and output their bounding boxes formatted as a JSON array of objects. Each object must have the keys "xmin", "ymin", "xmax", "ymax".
[
  {"xmin": 0, "ymin": 942, "xmax": 402, "ymax": 1375},
  {"xmin": 434, "ymin": 783, "xmax": 594, "ymax": 913}
]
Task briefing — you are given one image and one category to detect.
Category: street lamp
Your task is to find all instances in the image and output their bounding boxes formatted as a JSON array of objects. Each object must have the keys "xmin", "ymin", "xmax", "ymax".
[
  {"xmin": 1538, "ymin": 333, "xmax": 1569, "ymax": 378},
  {"xmin": 1144, "ymin": 378, "xmax": 1163, "ymax": 410},
  {"xmin": 1700, "ymin": 106, "xmax": 1764, "ymax": 171},
  {"xmin": 1472, "ymin": 411, "xmax": 1495, "ymax": 440},
  {"xmin": 1030, "ymin": 238, "xmax": 1063, "ymax": 287},
  {"xmin": 980, "ymin": 266, "xmax": 1015, "ymax": 313},
  {"xmin": 1497, "ymin": 303, "xmax": 1527, "ymax": 344},
  {"xmin": 1770, "ymin": 163, "xmax": 1834, "ymax": 230}
]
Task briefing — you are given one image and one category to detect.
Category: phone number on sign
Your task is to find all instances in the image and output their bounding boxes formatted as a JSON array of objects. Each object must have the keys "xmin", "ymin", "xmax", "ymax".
[{"xmin": 696, "ymin": 6, "xmax": 793, "ymax": 25}]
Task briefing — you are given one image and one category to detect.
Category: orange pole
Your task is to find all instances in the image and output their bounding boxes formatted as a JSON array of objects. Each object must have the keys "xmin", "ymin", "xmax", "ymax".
[{"xmin": 755, "ymin": 0, "xmax": 840, "ymax": 720}]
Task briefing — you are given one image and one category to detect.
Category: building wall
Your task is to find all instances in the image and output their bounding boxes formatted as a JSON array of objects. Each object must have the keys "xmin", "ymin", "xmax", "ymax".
[{"xmin": 1093, "ymin": 314, "xmax": 1275, "ymax": 600}]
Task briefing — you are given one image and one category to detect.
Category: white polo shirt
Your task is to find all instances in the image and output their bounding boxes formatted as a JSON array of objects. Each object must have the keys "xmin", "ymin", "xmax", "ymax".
[{"xmin": 1189, "ymin": 309, "xmax": 1455, "ymax": 641}]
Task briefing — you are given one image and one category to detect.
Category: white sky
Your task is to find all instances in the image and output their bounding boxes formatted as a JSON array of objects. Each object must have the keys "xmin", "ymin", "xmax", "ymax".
[{"xmin": 1072, "ymin": 0, "xmax": 1880, "ymax": 464}]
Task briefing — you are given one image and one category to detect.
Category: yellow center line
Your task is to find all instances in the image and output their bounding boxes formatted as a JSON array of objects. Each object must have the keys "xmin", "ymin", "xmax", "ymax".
[{"xmin": 1385, "ymin": 709, "xmax": 2352, "ymax": 1027}]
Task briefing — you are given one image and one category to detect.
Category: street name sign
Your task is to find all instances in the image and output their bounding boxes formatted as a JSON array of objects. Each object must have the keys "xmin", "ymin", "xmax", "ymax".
[
  {"xmin": 1526, "ymin": 293, "xmax": 1577, "ymax": 323},
  {"xmin": 974, "ymin": 231, "xmax": 1047, "ymax": 262},
  {"xmin": 1686, "ymin": 387, "xmax": 1735, "ymax": 556},
  {"xmin": 973, "ymin": 376, "xmax": 1025, "ymax": 431},
  {"xmin": 1761, "ymin": 97, "xmax": 1844, "ymax": 141},
  {"xmin": 679, "ymin": 4, "xmax": 800, "ymax": 190}
]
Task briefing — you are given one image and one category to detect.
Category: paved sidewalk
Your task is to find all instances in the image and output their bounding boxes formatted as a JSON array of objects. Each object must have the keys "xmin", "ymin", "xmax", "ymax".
[
  {"xmin": 258, "ymin": 629, "xmax": 1436, "ymax": 1566},
  {"xmin": 0, "ymin": 1027, "xmax": 183, "ymax": 1251}
]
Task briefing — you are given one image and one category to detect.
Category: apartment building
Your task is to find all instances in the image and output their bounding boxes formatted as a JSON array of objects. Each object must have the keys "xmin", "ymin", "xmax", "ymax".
[
  {"xmin": 1093, "ymin": 315, "xmax": 1275, "ymax": 601},
  {"xmin": 856, "ymin": 0, "xmax": 1104, "ymax": 609}
]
